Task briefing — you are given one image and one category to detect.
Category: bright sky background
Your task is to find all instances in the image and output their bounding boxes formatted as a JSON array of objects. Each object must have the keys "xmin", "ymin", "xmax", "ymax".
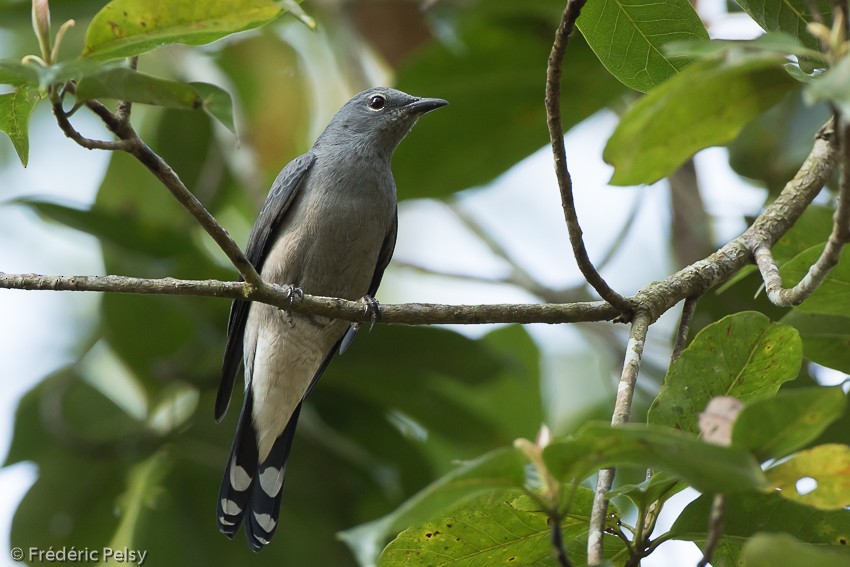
[{"xmin": 0, "ymin": 3, "xmax": 813, "ymax": 566}]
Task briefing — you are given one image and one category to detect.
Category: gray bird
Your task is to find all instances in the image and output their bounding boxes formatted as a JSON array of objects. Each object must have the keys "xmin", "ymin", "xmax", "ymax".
[{"xmin": 215, "ymin": 87, "xmax": 447, "ymax": 550}]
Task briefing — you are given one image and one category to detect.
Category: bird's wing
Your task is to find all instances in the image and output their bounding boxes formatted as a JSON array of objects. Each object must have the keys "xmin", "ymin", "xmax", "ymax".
[
  {"xmin": 337, "ymin": 209, "xmax": 398, "ymax": 356},
  {"xmin": 215, "ymin": 153, "xmax": 317, "ymax": 421}
]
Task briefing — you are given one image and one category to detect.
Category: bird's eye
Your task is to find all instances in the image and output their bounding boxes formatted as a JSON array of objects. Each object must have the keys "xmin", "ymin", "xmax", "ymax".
[{"xmin": 368, "ymin": 95, "xmax": 386, "ymax": 111}]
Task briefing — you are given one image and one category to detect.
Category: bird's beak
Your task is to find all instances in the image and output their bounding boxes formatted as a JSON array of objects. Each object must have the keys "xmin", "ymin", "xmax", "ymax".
[{"xmin": 405, "ymin": 97, "xmax": 448, "ymax": 114}]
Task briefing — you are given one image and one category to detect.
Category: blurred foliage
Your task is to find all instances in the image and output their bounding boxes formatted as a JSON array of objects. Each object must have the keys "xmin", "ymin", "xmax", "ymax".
[{"xmin": 2, "ymin": 0, "xmax": 850, "ymax": 566}]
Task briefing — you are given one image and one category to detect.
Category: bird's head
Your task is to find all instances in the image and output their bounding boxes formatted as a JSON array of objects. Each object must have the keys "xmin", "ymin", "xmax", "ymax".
[{"xmin": 317, "ymin": 87, "xmax": 447, "ymax": 158}]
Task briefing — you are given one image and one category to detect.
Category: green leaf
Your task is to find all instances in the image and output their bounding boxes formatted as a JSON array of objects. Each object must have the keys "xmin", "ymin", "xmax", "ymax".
[
  {"xmin": 107, "ymin": 450, "xmax": 171, "ymax": 550},
  {"xmin": 804, "ymin": 55, "xmax": 850, "ymax": 119},
  {"xmin": 772, "ymin": 205, "xmax": 834, "ymax": 262},
  {"xmin": 190, "ymin": 81, "xmax": 235, "ymax": 133},
  {"xmin": 783, "ymin": 311, "xmax": 850, "ymax": 373},
  {"xmin": 82, "ymin": 0, "xmax": 289, "ymax": 60},
  {"xmin": 0, "ymin": 87, "xmax": 39, "ymax": 167},
  {"xmin": 608, "ymin": 471, "xmax": 683, "ymax": 510},
  {"xmin": 728, "ymin": 90, "xmax": 832, "ymax": 193},
  {"xmin": 339, "ymin": 448, "xmax": 526, "ymax": 567},
  {"xmin": 741, "ymin": 532, "xmax": 850, "ymax": 567},
  {"xmin": 782, "ymin": 246, "xmax": 850, "ymax": 315},
  {"xmin": 0, "ymin": 59, "xmax": 39, "ymax": 86},
  {"xmin": 735, "ymin": 0, "xmax": 830, "ymax": 71},
  {"xmin": 670, "ymin": 492, "xmax": 850, "ymax": 566},
  {"xmin": 576, "ymin": 0, "xmax": 709, "ymax": 93},
  {"xmin": 765, "ymin": 443, "xmax": 850, "ymax": 510},
  {"xmin": 75, "ymin": 68, "xmax": 235, "ymax": 132},
  {"xmin": 664, "ymin": 32, "xmax": 815, "ymax": 61},
  {"xmin": 543, "ymin": 422, "xmax": 767, "ymax": 494},
  {"xmin": 605, "ymin": 55, "xmax": 798, "ymax": 185},
  {"xmin": 733, "ymin": 386, "xmax": 847, "ymax": 460},
  {"xmin": 649, "ymin": 312, "xmax": 802, "ymax": 433},
  {"xmin": 378, "ymin": 488, "xmax": 627, "ymax": 567}
]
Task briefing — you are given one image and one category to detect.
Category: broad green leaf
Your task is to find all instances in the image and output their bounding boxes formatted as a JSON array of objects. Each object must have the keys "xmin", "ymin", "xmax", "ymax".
[
  {"xmin": 735, "ymin": 0, "xmax": 830, "ymax": 71},
  {"xmin": 394, "ymin": 4, "xmax": 628, "ymax": 199},
  {"xmin": 339, "ymin": 448, "xmax": 526, "ymax": 567},
  {"xmin": 605, "ymin": 55, "xmax": 798, "ymax": 185},
  {"xmin": 190, "ymin": 82, "xmax": 235, "ymax": 133},
  {"xmin": 741, "ymin": 532, "xmax": 850, "ymax": 567},
  {"xmin": 772, "ymin": 205, "xmax": 834, "ymax": 262},
  {"xmin": 728, "ymin": 90, "xmax": 832, "ymax": 193},
  {"xmin": 670, "ymin": 492, "xmax": 850, "ymax": 566},
  {"xmin": 782, "ymin": 245, "xmax": 850, "ymax": 315},
  {"xmin": 543, "ymin": 422, "xmax": 767, "ymax": 494},
  {"xmin": 607, "ymin": 471, "xmax": 683, "ymax": 510},
  {"xmin": 733, "ymin": 386, "xmax": 847, "ymax": 460},
  {"xmin": 804, "ymin": 55, "xmax": 850, "ymax": 119},
  {"xmin": 783, "ymin": 311, "xmax": 850, "ymax": 373},
  {"xmin": 0, "ymin": 59, "xmax": 39, "ymax": 86},
  {"xmin": 75, "ymin": 68, "xmax": 235, "ymax": 132},
  {"xmin": 378, "ymin": 489, "xmax": 627, "ymax": 567},
  {"xmin": 766, "ymin": 443, "xmax": 850, "ymax": 510},
  {"xmin": 0, "ymin": 87, "xmax": 38, "ymax": 166},
  {"xmin": 576, "ymin": 0, "xmax": 708, "ymax": 93},
  {"xmin": 83, "ymin": 0, "xmax": 290, "ymax": 60},
  {"xmin": 649, "ymin": 312, "xmax": 802, "ymax": 433}
]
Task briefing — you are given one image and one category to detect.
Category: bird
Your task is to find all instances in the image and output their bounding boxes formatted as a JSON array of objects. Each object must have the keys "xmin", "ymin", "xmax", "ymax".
[{"xmin": 214, "ymin": 87, "xmax": 447, "ymax": 550}]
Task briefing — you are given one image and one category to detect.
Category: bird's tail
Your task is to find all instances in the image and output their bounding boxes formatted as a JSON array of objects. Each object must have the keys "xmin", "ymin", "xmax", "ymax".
[{"xmin": 217, "ymin": 393, "xmax": 303, "ymax": 551}]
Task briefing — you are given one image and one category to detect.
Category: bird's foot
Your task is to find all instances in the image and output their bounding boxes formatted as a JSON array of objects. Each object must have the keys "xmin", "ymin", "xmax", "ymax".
[
  {"xmin": 360, "ymin": 295, "xmax": 381, "ymax": 331},
  {"xmin": 282, "ymin": 284, "xmax": 304, "ymax": 328}
]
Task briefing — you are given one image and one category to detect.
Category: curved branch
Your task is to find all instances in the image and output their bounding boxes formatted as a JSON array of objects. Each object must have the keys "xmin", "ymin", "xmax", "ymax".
[
  {"xmin": 637, "ymin": 122, "xmax": 838, "ymax": 323},
  {"xmin": 752, "ymin": 122, "xmax": 850, "ymax": 306},
  {"xmin": 546, "ymin": 0, "xmax": 633, "ymax": 318}
]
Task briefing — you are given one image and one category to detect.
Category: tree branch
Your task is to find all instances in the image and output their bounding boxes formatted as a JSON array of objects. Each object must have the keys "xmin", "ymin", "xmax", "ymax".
[
  {"xmin": 697, "ymin": 494, "xmax": 726, "ymax": 567},
  {"xmin": 52, "ymin": 89, "xmax": 263, "ymax": 287},
  {"xmin": 588, "ymin": 310, "xmax": 652, "ymax": 565},
  {"xmin": 0, "ymin": 272, "xmax": 619, "ymax": 325},
  {"xmin": 636, "ymin": 122, "xmax": 837, "ymax": 324},
  {"xmin": 752, "ymin": 121, "xmax": 850, "ymax": 306},
  {"xmin": 546, "ymin": 0, "xmax": 633, "ymax": 318},
  {"xmin": 671, "ymin": 295, "xmax": 699, "ymax": 362}
]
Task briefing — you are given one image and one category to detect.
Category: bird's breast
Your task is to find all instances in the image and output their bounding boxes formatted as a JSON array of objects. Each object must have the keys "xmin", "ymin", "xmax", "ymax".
[{"xmin": 261, "ymin": 163, "xmax": 396, "ymax": 300}]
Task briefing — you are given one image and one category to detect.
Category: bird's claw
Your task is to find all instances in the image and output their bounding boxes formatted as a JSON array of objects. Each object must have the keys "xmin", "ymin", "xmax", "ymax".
[
  {"xmin": 360, "ymin": 295, "xmax": 381, "ymax": 331},
  {"xmin": 282, "ymin": 284, "xmax": 304, "ymax": 328}
]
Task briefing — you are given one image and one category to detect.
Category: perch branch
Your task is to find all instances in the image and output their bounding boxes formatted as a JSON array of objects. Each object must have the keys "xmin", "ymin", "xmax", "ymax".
[
  {"xmin": 545, "ymin": 0, "xmax": 633, "ymax": 318},
  {"xmin": 0, "ymin": 272, "xmax": 619, "ymax": 325}
]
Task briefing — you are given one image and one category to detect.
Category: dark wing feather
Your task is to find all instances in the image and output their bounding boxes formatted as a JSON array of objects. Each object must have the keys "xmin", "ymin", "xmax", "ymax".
[
  {"xmin": 338, "ymin": 209, "xmax": 398, "ymax": 355},
  {"xmin": 215, "ymin": 153, "xmax": 317, "ymax": 422}
]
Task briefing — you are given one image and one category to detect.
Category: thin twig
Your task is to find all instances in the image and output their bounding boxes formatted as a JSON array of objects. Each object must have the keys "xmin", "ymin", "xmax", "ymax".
[
  {"xmin": 550, "ymin": 513, "xmax": 573, "ymax": 567},
  {"xmin": 545, "ymin": 0, "xmax": 633, "ymax": 318},
  {"xmin": 52, "ymin": 101, "xmax": 131, "ymax": 151},
  {"xmin": 54, "ymin": 90, "xmax": 263, "ymax": 286},
  {"xmin": 0, "ymin": 272, "xmax": 619, "ymax": 325},
  {"xmin": 805, "ymin": 0, "xmax": 825, "ymax": 27},
  {"xmin": 588, "ymin": 310, "xmax": 652, "ymax": 564},
  {"xmin": 752, "ymin": 121, "xmax": 850, "ymax": 306},
  {"xmin": 697, "ymin": 494, "xmax": 726, "ymax": 567},
  {"xmin": 671, "ymin": 295, "xmax": 698, "ymax": 362},
  {"xmin": 116, "ymin": 56, "xmax": 137, "ymax": 123}
]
